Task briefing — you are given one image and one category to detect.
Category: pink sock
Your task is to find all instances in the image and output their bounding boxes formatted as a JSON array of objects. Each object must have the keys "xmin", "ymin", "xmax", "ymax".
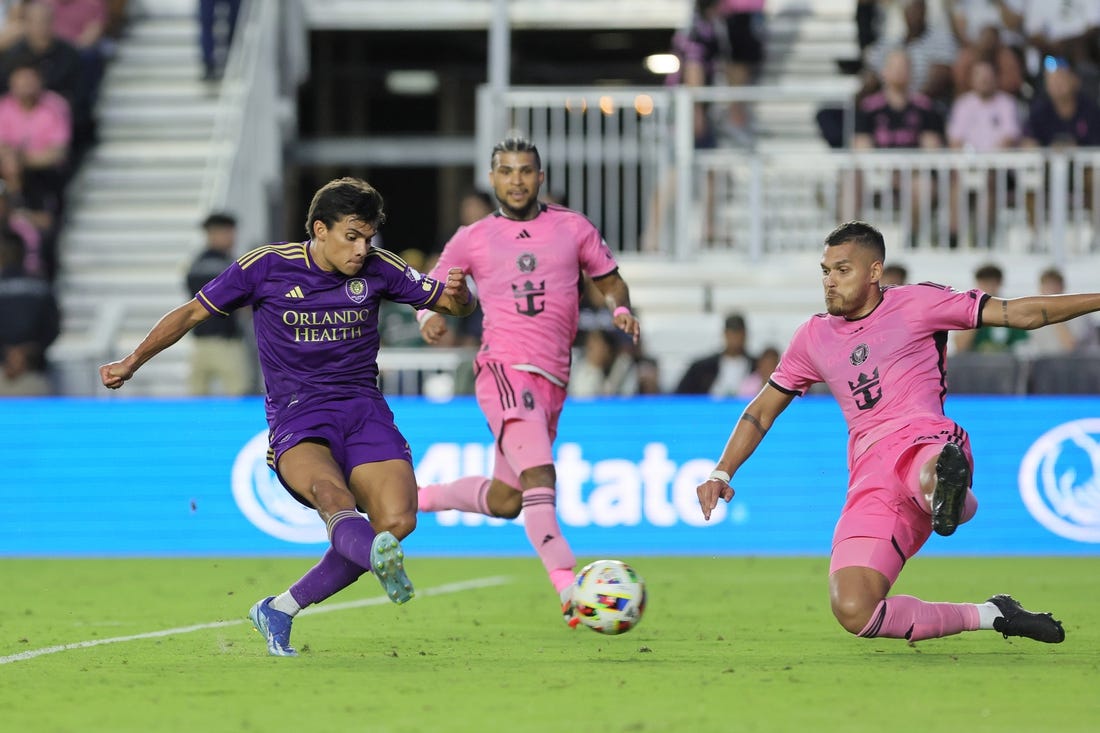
[
  {"xmin": 521, "ymin": 487, "xmax": 576, "ymax": 593},
  {"xmin": 418, "ymin": 476, "xmax": 491, "ymax": 514},
  {"xmin": 859, "ymin": 595, "xmax": 981, "ymax": 641}
]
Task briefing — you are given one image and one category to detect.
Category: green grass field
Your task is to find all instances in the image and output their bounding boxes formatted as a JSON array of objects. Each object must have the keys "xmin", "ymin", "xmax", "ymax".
[{"xmin": 2, "ymin": 556, "xmax": 1096, "ymax": 733}]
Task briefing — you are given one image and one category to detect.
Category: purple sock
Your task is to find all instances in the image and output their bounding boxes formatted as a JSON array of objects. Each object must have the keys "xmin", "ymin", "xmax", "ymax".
[
  {"xmin": 288, "ymin": 547, "xmax": 368, "ymax": 608},
  {"xmin": 328, "ymin": 512, "xmax": 377, "ymax": 570}
]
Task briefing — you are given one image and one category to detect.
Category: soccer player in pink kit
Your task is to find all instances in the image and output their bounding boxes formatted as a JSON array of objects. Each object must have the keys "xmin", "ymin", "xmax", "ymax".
[
  {"xmin": 417, "ymin": 136, "xmax": 641, "ymax": 625},
  {"xmin": 696, "ymin": 221, "xmax": 1093, "ymax": 645},
  {"xmin": 100, "ymin": 178, "xmax": 477, "ymax": 656}
]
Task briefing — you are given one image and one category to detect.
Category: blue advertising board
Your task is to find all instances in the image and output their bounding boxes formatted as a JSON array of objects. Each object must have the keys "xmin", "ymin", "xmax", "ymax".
[{"xmin": 3, "ymin": 396, "xmax": 1099, "ymax": 556}]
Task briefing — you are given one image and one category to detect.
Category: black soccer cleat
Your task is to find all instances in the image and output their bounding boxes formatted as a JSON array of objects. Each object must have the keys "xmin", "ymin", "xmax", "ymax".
[
  {"xmin": 932, "ymin": 442, "xmax": 970, "ymax": 536},
  {"xmin": 988, "ymin": 594, "xmax": 1066, "ymax": 643}
]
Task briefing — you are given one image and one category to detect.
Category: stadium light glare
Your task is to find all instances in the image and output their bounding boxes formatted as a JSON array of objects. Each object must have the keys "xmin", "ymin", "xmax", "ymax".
[
  {"xmin": 385, "ymin": 70, "xmax": 439, "ymax": 96},
  {"xmin": 644, "ymin": 54, "xmax": 679, "ymax": 75}
]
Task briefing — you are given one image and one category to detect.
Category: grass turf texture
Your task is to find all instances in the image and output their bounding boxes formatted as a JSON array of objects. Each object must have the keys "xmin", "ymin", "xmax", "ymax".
[{"xmin": 2, "ymin": 556, "xmax": 1096, "ymax": 733}]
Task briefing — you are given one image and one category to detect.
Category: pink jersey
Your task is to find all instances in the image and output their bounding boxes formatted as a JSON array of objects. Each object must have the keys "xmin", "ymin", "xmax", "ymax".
[
  {"xmin": 770, "ymin": 284, "xmax": 987, "ymax": 465},
  {"xmin": 430, "ymin": 203, "xmax": 619, "ymax": 384}
]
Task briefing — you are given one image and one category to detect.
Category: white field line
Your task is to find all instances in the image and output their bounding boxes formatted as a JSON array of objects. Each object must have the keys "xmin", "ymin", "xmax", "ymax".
[{"xmin": 0, "ymin": 575, "xmax": 511, "ymax": 665}]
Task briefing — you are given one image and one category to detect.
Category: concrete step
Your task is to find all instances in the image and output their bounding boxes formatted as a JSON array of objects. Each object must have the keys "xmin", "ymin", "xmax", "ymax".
[{"xmin": 74, "ymin": 166, "xmax": 206, "ymax": 190}]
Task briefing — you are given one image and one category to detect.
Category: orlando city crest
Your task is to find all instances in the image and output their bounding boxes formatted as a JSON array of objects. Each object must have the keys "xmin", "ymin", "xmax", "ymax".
[
  {"xmin": 517, "ymin": 253, "xmax": 537, "ymax": 273},
  {"xmin": 345, "ymin": 278, "xmax": 368, "ymax": 304},
  {"xmin": 849, "ymin": 343, "xmax": 869, "ymax": 366}
]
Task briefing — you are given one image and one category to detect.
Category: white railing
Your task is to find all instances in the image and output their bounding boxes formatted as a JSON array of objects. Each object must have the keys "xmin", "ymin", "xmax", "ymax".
[{"xmin": 478, "ymin": 84, "xmax": 1100, "ymax": 264}]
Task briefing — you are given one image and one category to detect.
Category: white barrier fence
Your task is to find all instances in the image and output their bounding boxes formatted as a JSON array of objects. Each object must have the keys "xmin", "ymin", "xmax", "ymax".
[{"xmin": 480, "ymin": 85, "xmax": 1100, "ymax": 264}]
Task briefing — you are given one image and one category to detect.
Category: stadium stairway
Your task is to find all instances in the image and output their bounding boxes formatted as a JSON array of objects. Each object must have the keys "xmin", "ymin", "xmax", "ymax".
[{"xmin": 51, "ymin": 1, "xmax": 222, "ymax": 396}]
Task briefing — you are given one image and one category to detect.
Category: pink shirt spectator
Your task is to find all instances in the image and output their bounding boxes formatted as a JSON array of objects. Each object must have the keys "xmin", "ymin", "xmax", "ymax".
[
  {"xmin": 428, "ymin": 203, "xmax": 620, "ymax": 385},
  {"xmin": 946, "ymin": 90, "xmax": 1020, "ymax": 151},
  {"xmin": 769, "ymin": 283, "xmax": 985, "ymax": 468},
  {"xmin": 40, "ymin": 0, "xmax": 108, "ymax": 46},
  {"xmin": 0, "ymin": 89, "xmax": 71, "ymax": 153}
]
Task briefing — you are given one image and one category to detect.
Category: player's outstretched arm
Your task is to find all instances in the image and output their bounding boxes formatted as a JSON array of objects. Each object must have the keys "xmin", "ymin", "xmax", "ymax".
[
  {"xmin": 99, "ymin": 299, "xmax": 211, "ymax": 390},
  {"xmin": 697, "ymin": 383, "xmax": 796, "ymax": 521},
  {"xmin": 981, "ymin": 293, "xmax": 1100, "ymax": 331}
]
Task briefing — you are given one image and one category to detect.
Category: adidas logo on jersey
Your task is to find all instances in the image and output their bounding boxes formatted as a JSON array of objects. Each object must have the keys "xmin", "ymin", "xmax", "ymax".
[
  {"xmin": 285, "ymin": 286, "xmax": 304, "ymax": 298},
  {"xmin": 515, "ymin": 229, "xmax": 532, "ymax": 239}
]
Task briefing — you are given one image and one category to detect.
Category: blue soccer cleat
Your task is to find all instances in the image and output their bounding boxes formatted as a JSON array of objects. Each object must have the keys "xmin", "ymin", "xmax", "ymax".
[
  {"xmin": 370, "ymin": 531, "xmax": 415, "ymax": 604},
  {"xmin": 248, "ymin": 596, "xmax": 298, "ymax": 657}
]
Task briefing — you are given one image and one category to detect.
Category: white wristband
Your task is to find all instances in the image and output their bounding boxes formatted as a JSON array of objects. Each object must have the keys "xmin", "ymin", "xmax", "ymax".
[
  {"xmin": 416, "ymin": 309, "xmax": 435, "ymax": 327},
  {"xmin": 708, "ymin": 469, "xmax": 731, "ymax": 485}
]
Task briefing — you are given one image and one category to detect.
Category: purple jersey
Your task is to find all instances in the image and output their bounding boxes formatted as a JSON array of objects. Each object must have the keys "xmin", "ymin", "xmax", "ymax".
[
  {"xmin": 197, "ymin": 241, "xmax": 443, "ymax": 416},
  {"xmin": 429, "ymin": 203, "xmax": 619, "ymax": 384},
  {"xmin": 769, "ymin": 284, "xmax": 987, "ymax": 465}
]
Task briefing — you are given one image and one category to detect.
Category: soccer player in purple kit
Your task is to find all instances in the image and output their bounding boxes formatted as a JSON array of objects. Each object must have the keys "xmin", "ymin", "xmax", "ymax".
[
  {"xmin": 696, "ymin": 220, "xmax": 1097, "ymax": 646},
  {"xmin": 99, "ymin": 177, "xmax": 477, "ymax": 656},
  {"xmin": 416, "ymin": 136, "xmax": 641, "ymax": 625}
]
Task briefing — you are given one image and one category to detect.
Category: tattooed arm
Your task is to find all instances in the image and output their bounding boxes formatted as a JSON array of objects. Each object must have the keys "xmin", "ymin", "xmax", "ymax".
[
  {"xmin": 979, "ymin": 294, "xmax": 1100, "ymax": 331},
  {"xmin": 698, "ymin": 383, "xmax": 796, "ymax": 520}
]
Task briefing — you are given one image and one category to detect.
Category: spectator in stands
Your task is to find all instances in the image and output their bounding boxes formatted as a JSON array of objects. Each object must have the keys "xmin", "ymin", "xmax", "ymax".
[
  {"xmin": 1018, "ymin": 267, "xmax": 1099, "ymax": 356},
  {"xmin": 0, "ymin": 233, "xmax": 58, "ymax": 395},
  {"xmin": 718, "ymin": 0, "xmax": 766, "ymax": 146},
  {"xmin": 41, "ymin": 0, "xmax": 112, "ymax": 128},
  {"xmin": 863, "ymin": 0, "xmax": 957, "ymax": 110},
  {"xmin": 184, "ymin": 211, "xmax": 253, "ymax": 395},
  {"xmin": 198, "ymin": 0, "xmax": 240, "ymax": 81},
  {"xmin": 736, "ymin": 344, "xmax": 779, "ymax": 398},
  {"xmin": 850, "ymin": 48, "xmax": 944, "ymax": 244},
  {"xmin": 0, "ymin": 58, "xmax": 71, "ymax": 225},
  {"xmin": 668, "ymin": 0, "xmax": 729, "ymax": 150},
  {"xmin": 676, "ymin": 312, "xmax": 755, "ymax": 396},
  {"xmin": 0, "ymin": 2, "xmax": 86, "ymax": 144},
  {"xmin": 946, "ymin": 59, "xmax": 1021, "ymax": 247},
  {"xmin": 0, "ymin": 1, "xmax": 32, "ymax": 52},
  {"xmin": 952, "ymin": 24, "xmax": 1024, "ymax": 98},
  {"xmin": 569, "ymin": 328, "xmax": 638, "ymax": 398},
  {"xmin": 953, "ymin": 262, "xmax": 1029, "ymax": 353},
  {"xmin": 855, "ymin": 0, "xmax": 883, "ymax": 57},
  {"xmin": 1020, "ymin": 0, "xmax": 1100, "ymax": 88},
  {"xmin": 0, "ymin": 178, "xmax": 43, "ymax": 277},
  {"xmin": 1021, "ymin": 56, "xmax": 1100, "ymax": 148},
  {"xmin": 880, "ymin": 262, "xmax": 908, "ymax": 286},
  {"xmin": 948, "ymin": 60, "xmax": 1021, "ymax": 151}
]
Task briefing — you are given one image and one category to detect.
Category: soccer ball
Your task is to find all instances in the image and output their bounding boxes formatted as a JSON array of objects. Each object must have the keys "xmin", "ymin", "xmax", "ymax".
[{"xmin": 572, "ymin": 559, "xmax": 646, "ymax": 635}]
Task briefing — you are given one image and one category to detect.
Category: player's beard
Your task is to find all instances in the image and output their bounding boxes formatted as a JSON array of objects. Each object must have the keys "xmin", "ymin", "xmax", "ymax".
[{"xmin": 497, "ymin": 192, "xmax": 540, "ymax": 221}]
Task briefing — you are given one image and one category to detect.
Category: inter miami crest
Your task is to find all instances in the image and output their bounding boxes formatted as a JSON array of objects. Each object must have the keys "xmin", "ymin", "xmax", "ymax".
[
  {"xmin": 849, "ymin": 343, "xmax": 869, "ymax": 366},
  {"xmin": 517, "ymin": 253, "xmax": 536, "ymax": 273}
]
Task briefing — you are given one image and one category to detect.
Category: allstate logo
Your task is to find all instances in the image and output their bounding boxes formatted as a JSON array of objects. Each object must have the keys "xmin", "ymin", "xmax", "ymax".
[
  {"xmin": 231, "ymin": 430, "xmax": 327, "ymax": 543},
  {"xmin": 1018, "ymin": 418, "xmax": 1100, "ymax": 543}
]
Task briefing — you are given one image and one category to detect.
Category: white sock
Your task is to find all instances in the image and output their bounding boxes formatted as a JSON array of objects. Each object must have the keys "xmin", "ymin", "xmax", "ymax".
[
  {"xmin": 269, "ymin": 591, "xmax": 301, "ymax": 617},
  {"xmin": 976, "ymin": 601, "xmax": 1002, "ymax": 630}
]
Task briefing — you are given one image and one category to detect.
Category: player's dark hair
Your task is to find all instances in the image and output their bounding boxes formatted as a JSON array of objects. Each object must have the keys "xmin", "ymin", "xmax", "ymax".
[
  {"xmin": 491, "ymin": 135, "xmax": 542, "ymax": 170},
  {"xmin": 305, "ymin": 177, "xmax": 386, "ymax": 238},
  {"xmin": 974, "ymin": 263, "xmax": 1003, "ymax": 284},
  {"xmin": 824, "ymin": 221, "xmax": 886, "ymax": 262}
]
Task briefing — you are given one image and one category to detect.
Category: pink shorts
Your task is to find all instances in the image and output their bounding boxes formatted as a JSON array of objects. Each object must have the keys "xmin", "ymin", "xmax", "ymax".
[
  {"xmin": 829, "ymin": 418, "xmax": 973, "ymax": 585},
  {"xmin": 474, "ymin": 361, "xmax": 567, "ymax": 485}
]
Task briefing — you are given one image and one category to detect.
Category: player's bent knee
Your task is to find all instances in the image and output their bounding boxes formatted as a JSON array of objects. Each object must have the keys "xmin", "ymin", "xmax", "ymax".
[
  {"xmin": 310, "ymin": 479, "xmax": 356, "ymax": 515},
  {"xmin": 373, "ymin": 512, "xmax": 416, "ymax": 540},
  {"xmin": 491, "ymin": 491, "xmax": 523, "ymax": 519},
  {"xmin": 831, "ymin": 595, "xmax": 876, "ymax": 636}
]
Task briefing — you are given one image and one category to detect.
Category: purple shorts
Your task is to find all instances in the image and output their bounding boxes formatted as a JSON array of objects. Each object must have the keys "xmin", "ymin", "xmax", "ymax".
[
  {"xmin": 265, "ymin": 391, "xmax": 412, "ymax": 506},
  {"xmin": 829, "ymin": 418, "xmax": 973, "ymax": 584}
]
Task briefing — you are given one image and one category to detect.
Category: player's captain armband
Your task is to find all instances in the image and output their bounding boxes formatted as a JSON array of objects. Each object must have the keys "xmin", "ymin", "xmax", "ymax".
[
  {"xmin": 416, "ymin": 309, "xmax": 435, "ymax": 327},
  {"xmin": 708, "ymin": 469, "xmax": 731, "ymax": 485},
  {"xmin": 613, "ymin": 306, "xmax": 632, "ymax": 319}
]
